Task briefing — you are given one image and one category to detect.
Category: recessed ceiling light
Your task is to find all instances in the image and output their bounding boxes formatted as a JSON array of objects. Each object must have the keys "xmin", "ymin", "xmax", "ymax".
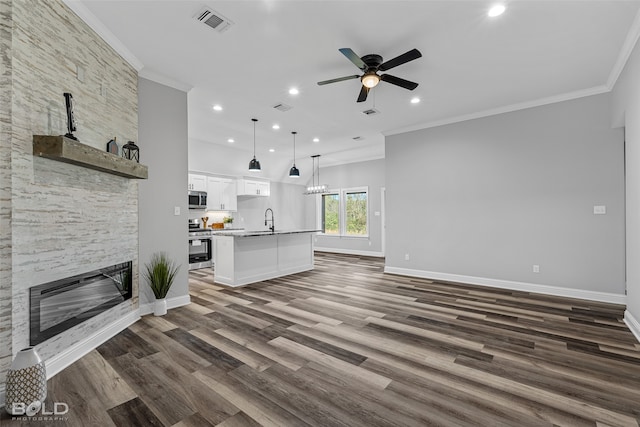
[
  {"xmin": 488, "ymin": 4, "xmax": 506, "ymax": 17},
  {"xmin": 313, "ymin": 137, "xmax": 320, "ymax": 143},
  {"xmin": 272, "ymin": 124, "xmax": 280, "ymax": 130},
  {"xmin": 269, "ymin": 148, "xmax": 275, "ymax": 153},
  {"xmin": 213, "ymin": 104, "xmax": 223, "ymax": 111},
  {"xmin": 289, "ymin": 87, "xmax": 299, "ymax": 95},
  {"xmin": 410, "ymin": 97, "xmax": 420, "ymax": 104},
  {"xmin": 227, "ymin": 138, "xmax": 234, "ymax": 143}
]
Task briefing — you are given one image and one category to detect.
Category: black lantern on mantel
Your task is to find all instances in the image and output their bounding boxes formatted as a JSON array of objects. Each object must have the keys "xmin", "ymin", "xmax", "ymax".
[{"xmin": 122, "ymin": 141, "xmax": 139, "ymax": 163}]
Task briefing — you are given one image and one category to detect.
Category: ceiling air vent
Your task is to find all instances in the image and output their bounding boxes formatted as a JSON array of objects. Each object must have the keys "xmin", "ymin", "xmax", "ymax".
[
  {"xmin": 362, "ymin": 108, "xmax": 380, "ymax": 116},
  {"xmin": 194, "ymin": 7, "xmax": 233, "ymax": 33},
  {"xmin": 273, "ymin": 102, "xmax": 293, "ymax": 112}
]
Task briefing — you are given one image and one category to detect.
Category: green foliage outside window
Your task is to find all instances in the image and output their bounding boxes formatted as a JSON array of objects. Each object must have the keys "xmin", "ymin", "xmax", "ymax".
[
  {"xmin": 345, "ymin": 192, "xmax": 367, "ymax": 235},
  {"xmin": 321, "ymin": 190, "xmax": 368, "ymax": 236},
  {"xmin": 322, "ymin": 194, "xmax": 340, "ymax": 234}
]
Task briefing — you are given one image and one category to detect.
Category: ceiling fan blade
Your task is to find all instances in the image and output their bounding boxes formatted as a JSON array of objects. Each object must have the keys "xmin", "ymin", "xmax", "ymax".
[
  {"xmin": 378, "ymin": 48, "xmax": 422, "ymax": 72},
  {"xmin": 317, "ymin": 75, "xmax": 361, "ymax": 86},
  {"xmin": 380, "ymin": 74, "xmax": 419, "ymax": 90},
  {"xmin": 339, "ymin": 48, "xmax": 367, "ymax": 70},
  {"xmin": 357, "ymin": 85, "xmax": 369, "ymax": 103}
]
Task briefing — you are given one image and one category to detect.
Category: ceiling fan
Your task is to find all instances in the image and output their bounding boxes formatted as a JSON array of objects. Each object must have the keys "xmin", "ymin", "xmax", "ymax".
[{"xmin": 317, "ymin": 47, "xmax": 422, "ymax": 103}]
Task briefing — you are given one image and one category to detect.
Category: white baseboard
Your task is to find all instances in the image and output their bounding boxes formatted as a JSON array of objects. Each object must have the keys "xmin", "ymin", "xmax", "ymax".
[
  {"xmin": 215, "ymin": 265, "xmax": 314, "ymax": 288},
  {"xmin": 45, "ymin": 310, "xmax": 140, "ymax": 379},
  {"xmin": 315, "ymin": 247, "xmax": 384, "ymax": 258},
  {"xmin": 384, "ymin": 266, "xmax": 626, "ymax": 304},
  {"xmin": 624, "ymin": 310, "xmax": 640, "ymax": 344},
  {"xmin": 138, "ymin": 294, "xmax": 191, "ymax": 316}
]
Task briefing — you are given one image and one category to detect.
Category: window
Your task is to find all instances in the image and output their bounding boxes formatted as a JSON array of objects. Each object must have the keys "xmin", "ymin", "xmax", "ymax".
[
  {"xmin": 320, "ymin": 187, "xmax": 368, "ymax": 237},
  {"xmin": 345, "ymin": 190, "xmax": 367, "ymax": 236},
  {"xmin": 322, "ymin": 193, "xmax": 340, "ymax": 235}
]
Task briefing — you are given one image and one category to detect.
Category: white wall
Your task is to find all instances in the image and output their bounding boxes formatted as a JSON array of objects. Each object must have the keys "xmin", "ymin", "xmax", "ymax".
[
  {"xmin": 138, "ymin": 78, "xmax": 189, "ymax": 309},
  {"xmin": 235, "ymin": 182, "xmax": 315, "ymax": 231},
  {"xmin": 612, "ymin": 34, "xmax": 640, "ymax": 338},
  {"xmin": 385, "ymin": 93, "xmax": 625, "ymax": 302},
  {"xmin": 314, "ymin": 159, "xmax": 386, "ymax": 256}
]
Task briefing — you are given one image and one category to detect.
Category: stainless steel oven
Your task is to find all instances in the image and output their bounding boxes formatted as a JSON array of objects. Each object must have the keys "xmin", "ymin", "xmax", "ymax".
[{"xmin": 188, "ymin": 228, "xmax": 212, "ymax": 270}]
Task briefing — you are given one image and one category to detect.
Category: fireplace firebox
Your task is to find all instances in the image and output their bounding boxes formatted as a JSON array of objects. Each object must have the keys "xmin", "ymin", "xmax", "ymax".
[{"xmin": 30, "ymin": 261, "xmax": 132, "ymax": 346}]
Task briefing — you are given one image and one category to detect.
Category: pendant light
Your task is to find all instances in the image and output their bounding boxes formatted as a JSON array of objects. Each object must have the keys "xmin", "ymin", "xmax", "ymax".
[
  {"xmin": 305, "ymin": 154, "xmax": 329, "ymax": 194},
  {"xmin": 248, "ymin": 118, "xmax": 261, "ymax": 172},
  {"xmin": 289, "ymin": 131, "xmax": 300, "ymax": 178}
]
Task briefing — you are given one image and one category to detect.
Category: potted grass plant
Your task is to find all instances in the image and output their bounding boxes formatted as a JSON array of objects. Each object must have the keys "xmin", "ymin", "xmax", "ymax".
[{"xmin": 143, "ymin": 252, "xmax": 180, "ymax": 316}]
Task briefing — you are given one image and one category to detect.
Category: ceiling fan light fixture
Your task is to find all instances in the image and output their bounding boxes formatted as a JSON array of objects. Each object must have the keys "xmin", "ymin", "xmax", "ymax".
[{"xmin": 361, "ymin": 73, "xmax": 380, "ymax": 89}]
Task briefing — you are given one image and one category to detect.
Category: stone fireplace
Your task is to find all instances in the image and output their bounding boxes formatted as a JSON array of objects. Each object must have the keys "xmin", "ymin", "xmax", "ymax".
[{"xmin": 0, "ymin": 0, "xmax": 142, "ymax": 402}]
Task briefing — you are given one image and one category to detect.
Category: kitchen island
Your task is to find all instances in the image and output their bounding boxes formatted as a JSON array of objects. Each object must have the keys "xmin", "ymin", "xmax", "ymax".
[{"xmin": 211, "ymin": 230, "xmax": 319, "ymax": 287}]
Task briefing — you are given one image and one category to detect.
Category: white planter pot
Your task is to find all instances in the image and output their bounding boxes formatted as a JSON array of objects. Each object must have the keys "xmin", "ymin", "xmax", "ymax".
[
  {"xmin": 5, "ymin": 347, "xmax": 47, "ymax": 415},
  {"xmin": 154, "ymin": 298, "xmax": 167, "ymax": 316}
]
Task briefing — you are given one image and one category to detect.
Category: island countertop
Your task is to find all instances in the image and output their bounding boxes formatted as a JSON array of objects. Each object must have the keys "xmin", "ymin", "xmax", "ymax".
[
  {"xmin": 211, "ymin": 229, "xmax": 321, "ymax": 237},
  {"xmin": 212, "ymin": 230, "xmax": 317, "ymax": 286}
]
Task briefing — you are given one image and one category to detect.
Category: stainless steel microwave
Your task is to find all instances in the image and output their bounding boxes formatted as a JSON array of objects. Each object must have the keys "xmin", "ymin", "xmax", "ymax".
[{"xmin": 188, "ymin": 191, "xmax": 207, "ymax": 209}]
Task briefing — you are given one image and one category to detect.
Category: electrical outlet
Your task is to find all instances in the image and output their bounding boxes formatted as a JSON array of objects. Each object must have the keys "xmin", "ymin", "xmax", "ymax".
[
  {"xmin": 405, "ymin": 253, "xmax": 410, "ymax": 261},
  {"xmin": 100, "ymin": 83, "xmax": 108, "ymax": 99},
  {"xmin": 533, "ymin": 264, "xmax": 540, "ymax": 273}
]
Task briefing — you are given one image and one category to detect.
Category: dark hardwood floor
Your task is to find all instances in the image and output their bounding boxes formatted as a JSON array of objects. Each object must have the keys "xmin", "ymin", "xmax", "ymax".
[{"xmin": 3, "ymin": 253, "xmax": 640, "ymax": 426}]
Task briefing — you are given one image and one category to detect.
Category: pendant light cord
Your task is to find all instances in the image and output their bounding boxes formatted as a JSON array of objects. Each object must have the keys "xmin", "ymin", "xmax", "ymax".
[{"xmin": 252, "ymin": 118, "xmax": 257, "ymax": 157}]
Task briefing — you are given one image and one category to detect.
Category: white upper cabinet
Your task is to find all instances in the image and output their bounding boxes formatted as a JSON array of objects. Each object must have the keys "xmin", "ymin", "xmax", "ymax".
[
  {"xmin": 207, "ymin": 176, "xmax": 237, "ymax": 211},
  {"xmin": 237, "ymin": 179, "xmax": 270, "ymax": 197},
  {"xmin": 188, "ymin": 173, "xmax": 207, "ymax": 191}
]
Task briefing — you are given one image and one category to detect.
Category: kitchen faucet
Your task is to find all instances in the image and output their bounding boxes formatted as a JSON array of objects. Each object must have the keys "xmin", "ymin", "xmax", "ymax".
[{"xmin": 264, "ymin": 208, "xmax": 275, "ymax": 232}]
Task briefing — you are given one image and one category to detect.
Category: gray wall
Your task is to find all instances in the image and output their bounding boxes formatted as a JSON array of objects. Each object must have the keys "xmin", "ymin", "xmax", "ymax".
[
  {"xmin": 138, "ymin": 78, "xmax": 189, "ymax": 307},
  {"xmin": 314, "ymin": 159, "xmax": 386, "ymax": 256},
  {"xmin": 386, "ymin": 93, "xmax": 625, "ymax": 297},
  {"xmin": 612, "ymin": 35, "xmax": 640, "ymax": 331}
]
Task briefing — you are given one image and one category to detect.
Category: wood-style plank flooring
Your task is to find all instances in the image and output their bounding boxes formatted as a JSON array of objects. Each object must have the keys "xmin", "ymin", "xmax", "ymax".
[{"xmin": 3, "ymin": 253, "xmax": 640, "ymax": 426}]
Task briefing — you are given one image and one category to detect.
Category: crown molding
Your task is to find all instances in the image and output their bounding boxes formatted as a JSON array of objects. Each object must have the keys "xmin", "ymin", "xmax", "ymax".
[
  {"xmin": 384, "ymin": 85, "xmax": 610, "ymax": 137},
  {"xmin": 607, "ymin": 7, "xmax": 640, "ymax": 90},
  {"xmin": 139, "ymin": 69, "xmax": 193, "ymax": 93}
]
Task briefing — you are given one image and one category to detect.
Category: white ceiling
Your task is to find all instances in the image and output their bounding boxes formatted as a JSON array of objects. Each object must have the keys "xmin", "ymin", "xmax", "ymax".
[{"xmin": 69, "ymin": 0, "xmax": 640, "ymax": 172}]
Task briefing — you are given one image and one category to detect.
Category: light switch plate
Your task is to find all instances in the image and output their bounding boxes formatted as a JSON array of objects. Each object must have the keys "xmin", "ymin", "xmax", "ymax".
[
  {"xmin": 174, "ymin": 206, "xmax": 180, "ymax": 216},
  {"xmin": 593, "ymin": 205, "xmax": 606, "ymax": 215}
]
